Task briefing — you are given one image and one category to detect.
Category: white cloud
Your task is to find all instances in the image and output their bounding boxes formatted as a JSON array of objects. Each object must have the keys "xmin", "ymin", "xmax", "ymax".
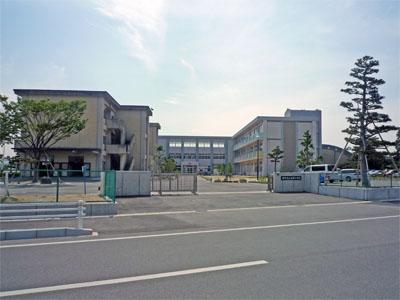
[
  {"xmin": 164, "ymin": 98, "xmax": 179, "ymax": 105},
  {"xmin": 180, "ymin": 58, "xmax": 196, "ymax": 79},
  {"xmin": 95, "ymin": 0, "xmax": 166, "ymax": 71}
]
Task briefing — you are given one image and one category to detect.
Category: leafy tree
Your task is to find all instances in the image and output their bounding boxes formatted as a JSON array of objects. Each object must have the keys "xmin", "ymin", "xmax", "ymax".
[
  {"xmin": 161, "ymin": 157, "xmax": 176, "ymax": 173},
  {"xmin": 340, "ymin": 56, "xmax": 398, "ymax": 187},
  {"xmin": 152, "ymin": 145, "xmax": 164, "ymax": 173},
  {"xmin": 296, "ymin": 130, "xmax": 321, "ymax": 169},
  {"xmin": 4, "ymin": 98, "xmax": 87, "ymax": 182},
  {"xmin": 225, "ymin": 163, "xmax": 233, "ymax": 179},
  {"xmin": 0, "ymin": 95, "xmax": 21, "ymax": 146},
  {"xmin": 216, "ymin": 164, "xmax": 225, "ymax": 176},
  {"xmin": 268, "ymin": 146, "xmax": 284, "ymax": 173}
]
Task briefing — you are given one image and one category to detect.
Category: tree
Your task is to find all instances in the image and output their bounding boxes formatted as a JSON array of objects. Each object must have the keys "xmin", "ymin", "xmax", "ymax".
[
  {"xmin": 395, "ymin": 129, "xmax": 400, "ymax": 164},
  {"xmin": 217, "ymin": 164, "xmax": 225, "ymax": 176},
  {"xmin": 268, "ymin": 146, "xmax": 284, "ymax": 173},
  {"xmin": 161, "ymin": 157, "xmax": 176, "ymax": 173},
  {"xmin": 340, "ymin": 56, "xmax": 398, "ymax": 187},
  {"xmin": 153, "ymin": 145, "xmax": 164, "ymax": 173},
  {"xmin": 0, "ymin": 95, "xmax": 21, "ymax": 146},
  {"xmin": 296, "ymin": 130, "xmax": 321, "ymax": 169},
  {"xmin": 225, "ymin": 163, "xmax": 233, "ymax": 179},
  {"xmin": 4, "ymin": 98, "xmax": 87, "ymax": 182}
]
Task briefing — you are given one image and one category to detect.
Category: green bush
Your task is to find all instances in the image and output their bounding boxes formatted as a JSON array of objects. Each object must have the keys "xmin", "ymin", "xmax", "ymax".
[
  {"xmin": 239, "ymin": 178, "xmax": 247, "ymax": 183},
  {"xmin": 214, "ymin": 179, "xmax": 221, "ymax": 183}
]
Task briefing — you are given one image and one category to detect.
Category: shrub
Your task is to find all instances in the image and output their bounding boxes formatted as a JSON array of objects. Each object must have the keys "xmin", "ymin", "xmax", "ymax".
[
  {"xmin": 214, "ymin": 179, "xmax": 221, "ymax": 183},
  {"xmin": 239, "ymin": 178, "xmax": 247, "ymax": 183}
]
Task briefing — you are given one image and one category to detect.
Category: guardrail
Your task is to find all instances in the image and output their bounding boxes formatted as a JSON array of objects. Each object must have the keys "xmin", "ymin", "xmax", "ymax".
[{"xmin": 0, "ymin": 201, "xmax": 85, "ymax": 228}]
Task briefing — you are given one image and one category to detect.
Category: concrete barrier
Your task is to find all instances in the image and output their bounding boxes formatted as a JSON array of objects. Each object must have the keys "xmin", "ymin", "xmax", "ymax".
[{"xmin": 0, "ymin": 227, "xmax": 93, "ymax": 241}]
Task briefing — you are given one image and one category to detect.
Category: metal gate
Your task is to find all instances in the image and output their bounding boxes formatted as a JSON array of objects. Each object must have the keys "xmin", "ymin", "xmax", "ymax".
[
  {"xmin": 151, "ymin": 173, "xmax": 197, "ymax": 194},
  {"xmin": 104, "ymin": 170, "xmax": 116, "ymax": 202}
]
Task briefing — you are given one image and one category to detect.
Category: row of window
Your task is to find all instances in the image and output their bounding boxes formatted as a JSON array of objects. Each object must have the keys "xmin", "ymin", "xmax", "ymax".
[
  {"xmin": 169, "ymin": 141, "xmax": 225, "ymax": 148},
  {"xmin": 168, "ymin": 153, "xmax": 225, "ymax": 160}
]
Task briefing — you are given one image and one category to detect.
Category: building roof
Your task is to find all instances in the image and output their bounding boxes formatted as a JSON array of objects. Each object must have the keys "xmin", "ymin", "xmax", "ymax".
[
  {"xmin": 13, "ymin": 89, "xmax": 152, "ymax": 116},
  {"xmin": 150, "ymin": 122, "xmax": 161, "ymax": 129},
  {"xmin": 159, "ymin": 135, "xmax": 231, "ymax": 139}
]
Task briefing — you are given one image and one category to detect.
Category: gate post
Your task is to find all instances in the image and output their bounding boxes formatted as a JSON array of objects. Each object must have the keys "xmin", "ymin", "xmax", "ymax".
[
  {"xmin": 77, "ymin": 200, "xmax": 84, "ymax": 229},
  {"xmin": 192, "ymin": 174, "xmax": 197, "ymax": 194}
]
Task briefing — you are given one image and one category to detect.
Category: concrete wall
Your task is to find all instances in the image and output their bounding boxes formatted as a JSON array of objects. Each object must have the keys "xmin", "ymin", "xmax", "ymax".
[
  {"xmin": 319, "ymin": 186, "xmax": 400, "ymax": 200},
  {"xmin": 273, "ymin": 172, "xmax": 305, "ymax": 193},
  {"xmin": 115, "ymin": 171, "xmax": 151, "ymax": 197},
  {"xmin": 273, "ymin": 172, "xmax": 399, "ymax": 201}
]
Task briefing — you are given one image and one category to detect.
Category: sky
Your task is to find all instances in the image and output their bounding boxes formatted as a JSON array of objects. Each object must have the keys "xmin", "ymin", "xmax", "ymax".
[{"xmin": 1, "ymin": 0, "xmax": 399, "ymax": 152}]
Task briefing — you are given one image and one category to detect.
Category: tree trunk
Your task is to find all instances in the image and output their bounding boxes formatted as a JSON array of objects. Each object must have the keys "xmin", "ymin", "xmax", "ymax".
[
  {"xmin": 32, "ymin": 153, "xmax": 41, "ymax": 183},
  {"xmin": 274, "ymin": 159, "xmax": 277, "ymax": 173},
  {"xmin": 360, "ymin": 77, "xmax": 370, "ymax": 188}
]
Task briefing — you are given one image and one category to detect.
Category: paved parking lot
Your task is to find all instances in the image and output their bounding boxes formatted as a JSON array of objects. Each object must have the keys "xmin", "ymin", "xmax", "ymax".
[{"xmin": 1, "ymin": 178, "xmax": 399, "ymax": 299}]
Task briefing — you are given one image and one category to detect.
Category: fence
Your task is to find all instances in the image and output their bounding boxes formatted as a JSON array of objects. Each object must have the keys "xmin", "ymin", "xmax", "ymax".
[
  {"xmin": 321, "ymin": 173, "xmax": 400, "ymax": 188},
  {"xmin": 151, "ymin": 173, "xmax": 197, "ymax": 194},
  {"xmin": 1, "ymin": 169, "xmax": 116, "ymax": 203}
]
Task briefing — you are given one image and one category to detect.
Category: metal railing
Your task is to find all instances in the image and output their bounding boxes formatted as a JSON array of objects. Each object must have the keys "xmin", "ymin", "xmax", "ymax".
[
  {"xmin": 320, "ymin": 173, "xmax": 400, "ymax": 188},
  {"xmin": 151, "ymin": 173, "xmax": 197, "ymax": 194},
  {"xmin": 1, "ymin": 169, "xmax": 113, "ymax": 203},
  {"xmin": 0, "ymin": 201, "xmax": 85, "ymax": 228}
]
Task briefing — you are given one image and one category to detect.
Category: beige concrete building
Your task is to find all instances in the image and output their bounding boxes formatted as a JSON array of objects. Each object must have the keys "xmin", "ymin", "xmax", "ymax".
[
  {"xmin": 14, "ymin": 89, "xmax": 158, "ymax": 175},
  {"xmin": 232, "ymin": 109, "xmax": 322, "ymax": 176},
  {"xmin": 148, "ymin": 122, "xmax": 161, "ymax": 172}
]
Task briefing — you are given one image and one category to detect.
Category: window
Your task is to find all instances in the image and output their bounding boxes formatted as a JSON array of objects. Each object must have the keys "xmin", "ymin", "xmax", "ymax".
[
  {"xmin": 311, "ymin": 166, "xmax": 325, "ymax": 172},
  {"xmin": 169, "ymin": 141, "xmax": 181, "ymax": 148},
  {"xmin": 198, "ymin": 154, "xmax": 210, "ymax": 159},
  {"xmin": 198, "ymin": 142, "xmax": 210, "ymax": 148},
  {"xmin": 170, "ymin": 153, "xmax": 181, "ymax": 159},
  {"xmin": 184, "ymin": 153, "xmax": 195, "ymax": 159},
  {"xmin": 213, "ymin": 142, "xmax": 225, "ymax": 148},
  {"xmin": 213, "ymin": 154, "xmax": 225, "ymax": 159},
  {"xmin": 184, "ymin": 141, "xmax": 196, "ymax": 147}
]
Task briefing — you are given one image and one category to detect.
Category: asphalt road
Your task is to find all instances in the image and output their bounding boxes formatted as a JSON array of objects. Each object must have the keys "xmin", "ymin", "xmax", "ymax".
[{"xmin": 1, "ymin": 199, "xmax": 399, "ymax": 299}]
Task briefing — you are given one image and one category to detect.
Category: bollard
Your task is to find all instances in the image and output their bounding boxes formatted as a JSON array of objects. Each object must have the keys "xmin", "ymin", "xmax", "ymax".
[{"xmin": 77, "ymin": 200, "xmax": 84, "ymax": 229}]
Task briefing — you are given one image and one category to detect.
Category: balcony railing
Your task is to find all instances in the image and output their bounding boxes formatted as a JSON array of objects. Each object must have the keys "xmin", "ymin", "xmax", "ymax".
[
  {"xmin": 233, "ymin": 151, "xmax": 264, "ymax": 163},
  {"xmin": 233, "ymin": 136, "xmax": 262, "ymax": 151}
]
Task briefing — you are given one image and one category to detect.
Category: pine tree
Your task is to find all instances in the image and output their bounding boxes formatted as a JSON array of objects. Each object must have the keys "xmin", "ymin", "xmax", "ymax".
[
  {"xmin": 268, "ymin": 146, "xmax": 284, "ymax": 173},
  {"xmin": 340, "ymin": 56, "xmax": 397, "ymax": 187},
  {"xmin": 296, "ymin": 130, "xmax": 321, "ymax": 169}
]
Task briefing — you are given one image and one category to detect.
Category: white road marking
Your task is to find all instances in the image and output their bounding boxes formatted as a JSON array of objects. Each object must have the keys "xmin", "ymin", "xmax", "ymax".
[
  {"xmin": 0, "ymin": 260, "xmax": 268, "ymax": 297},
  {"xmin": 115, "ymin": 210, "xmax": 196, "ymax": 217},
  {"xmin": 1, "ymin": 215, "xmax": 398, "ymax": 249},
  {"xmin": 199, "ymin": 191, "xmax": 268, "ymax": 195},
  {"xmin": 0, "ymin": 201, "xmax": 376, "ymax": 223},
  {"xmin": 207, "ymin": 201, "xmax": 372, "ymax": 212}
]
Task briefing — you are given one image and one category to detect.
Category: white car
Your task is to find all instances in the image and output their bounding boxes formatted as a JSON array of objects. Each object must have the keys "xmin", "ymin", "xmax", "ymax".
[{"xmin": 328, "ymin": 169, "xmax": 360, "ymax": 182}]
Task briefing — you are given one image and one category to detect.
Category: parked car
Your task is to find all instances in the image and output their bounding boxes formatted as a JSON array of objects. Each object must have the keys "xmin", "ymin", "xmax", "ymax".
[
  {"xmin": 383, "ymin": 169, "xmax": 396, "ymax": 177},
  {"xmin": 368, "ymin": 170, "xmax": 382, "ymax": 176},
  {"xmin": 326, "ymin": 169, "xmax": 361, "ymax": 183}
]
